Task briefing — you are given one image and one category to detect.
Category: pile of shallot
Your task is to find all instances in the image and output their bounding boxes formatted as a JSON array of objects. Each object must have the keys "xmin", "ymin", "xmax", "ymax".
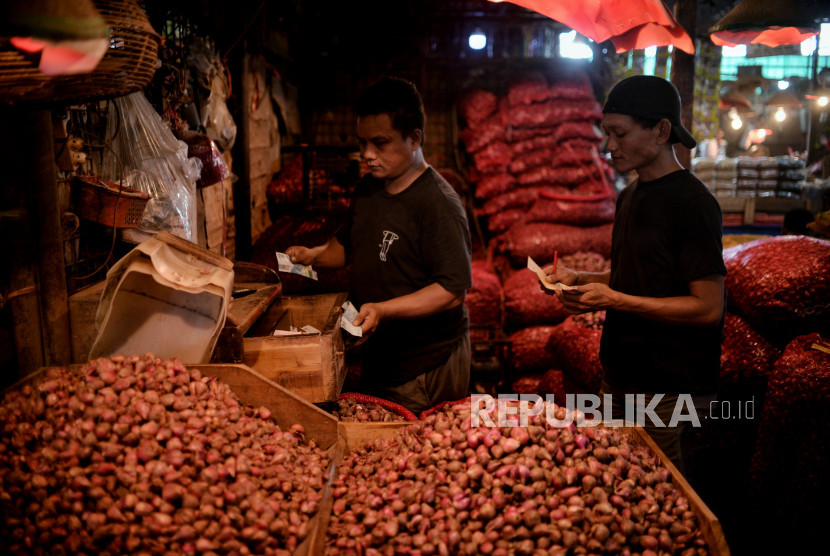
[
  {"xmin": 0, "ymin": 354, "xmax": 329, "ymax": 555},
  {"xmin": 327, "ymin": 400, "xmax": 710, "ymax": 555},
  {"xmin": 330, "ymin": 397, "xmax": 410, "ymax": 423}
]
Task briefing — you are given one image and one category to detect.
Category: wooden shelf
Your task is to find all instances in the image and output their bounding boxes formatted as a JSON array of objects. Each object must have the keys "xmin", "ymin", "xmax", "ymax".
[{"xmin": 716, "ymin": 195, "xmax": 820, "ymax": 225}]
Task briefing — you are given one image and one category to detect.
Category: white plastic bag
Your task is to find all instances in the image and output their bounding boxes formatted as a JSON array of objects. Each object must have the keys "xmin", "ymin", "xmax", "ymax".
[{"xmin": 102, "ymin": 92, "xmax": 200, "ymax": 242}]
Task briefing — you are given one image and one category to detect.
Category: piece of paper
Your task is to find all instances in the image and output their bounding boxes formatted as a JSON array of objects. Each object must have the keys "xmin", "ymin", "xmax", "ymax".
[
  {"xmin": 275, "ymin": 252, "xmax": 318, "ymax": 280},
  {"xmin": 340, "ymin": 301, "xmax": 363, "ymax": 337},
  {"xmin": 273, "ymin": 324, "xmax": 319, "ymax": 336},
  {"xmin": 527, "ymin": 256, "xmax": 582, "ymax": 293}
]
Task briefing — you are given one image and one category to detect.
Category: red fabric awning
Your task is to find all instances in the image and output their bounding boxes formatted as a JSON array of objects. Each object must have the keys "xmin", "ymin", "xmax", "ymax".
[
  {"xmin": 709, "ymin": 27, "xmax": 818, "ymax": 48},
  {"xmin": 491, "ymin": 0, "xmax": 695, "ymax": 54}
]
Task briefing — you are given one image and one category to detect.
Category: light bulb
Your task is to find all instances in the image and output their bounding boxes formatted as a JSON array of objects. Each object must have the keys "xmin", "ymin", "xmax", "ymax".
[
  {"xmin": 469, "ymin": 29, "xmax": 486, "ymax": 50},
  {"xmin": 731, "ymin": 117, "xmax": 743, "ymax": 130},
  {"xmin": 819, "ymin": 96, "xmax": 829, "ymax": 108},
  {"xmin": 774, "ymin": 107, "xmax": 786, "ymax": 122}
]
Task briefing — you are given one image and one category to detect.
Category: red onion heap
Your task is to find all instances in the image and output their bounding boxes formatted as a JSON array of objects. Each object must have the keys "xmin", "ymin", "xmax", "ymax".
[
  {"xmin": 327, "ymin": 401, "xmax": 710, "ymax": 555},
  {"xmin": 0, "ymin": 354, "xmax": 329, "ymax": 555}
]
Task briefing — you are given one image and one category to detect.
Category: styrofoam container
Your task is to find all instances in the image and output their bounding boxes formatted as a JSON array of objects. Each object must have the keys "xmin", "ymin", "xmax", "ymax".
[{"xmin": 89, "ymin": 232, "xmax": 234, "ymax": 363}]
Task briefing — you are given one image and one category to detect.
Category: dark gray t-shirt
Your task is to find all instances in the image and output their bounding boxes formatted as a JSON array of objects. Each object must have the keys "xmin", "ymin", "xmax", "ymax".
[
  {"xmin": 336, "ymin": 167, "xmax": 472, "ymax": 386},
  {"xmin": 601, "ymin": 169, "xmax": 727, "ymax": 395}
]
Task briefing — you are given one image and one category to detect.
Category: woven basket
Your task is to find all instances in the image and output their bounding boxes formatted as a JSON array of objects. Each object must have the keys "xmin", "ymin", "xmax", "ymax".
[
  {"xmin": 0, "ymin": 0, "xmax": 159, "ymax": 104},
  {"xmin": 72, "ymin": 175, "xmax": 149, "ymax": 229}
]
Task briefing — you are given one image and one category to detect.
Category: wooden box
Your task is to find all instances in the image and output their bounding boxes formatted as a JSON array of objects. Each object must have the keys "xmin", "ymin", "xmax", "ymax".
[
  {"xmin": 1, "ymin": 363, "xmax": 342, "ymax": 556},
  {"xmin": 623, "ymin": 426, "xmax": 730, "ymax": 556},
  {"xmin": 242, "ymin": 291, "xmax": 348, "ymax": 403}
]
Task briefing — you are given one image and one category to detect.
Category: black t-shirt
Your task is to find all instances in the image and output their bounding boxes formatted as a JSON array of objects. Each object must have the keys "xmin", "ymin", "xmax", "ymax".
[
  {"xmin": 600, "ymin": 169, "xmax": 727, "ymax": 395},
  {"xmin": 336, "ymin": 167, "xmax": 473, "ymax": 386}
]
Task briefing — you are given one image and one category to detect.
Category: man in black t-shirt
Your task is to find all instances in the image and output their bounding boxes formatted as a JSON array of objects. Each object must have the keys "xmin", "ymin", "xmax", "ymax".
[
  {"xmin": 544, "ymin": 76, "xmax": 727, "ymax": 477},
  {"xmin": 286, "ymin": 78, "xmax": 472, "ymax": 413}
]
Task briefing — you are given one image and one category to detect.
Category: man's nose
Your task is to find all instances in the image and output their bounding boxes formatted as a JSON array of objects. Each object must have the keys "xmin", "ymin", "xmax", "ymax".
[{"xmin": 361, "ymin": 145, "xmax": 377, "ymax": 160}]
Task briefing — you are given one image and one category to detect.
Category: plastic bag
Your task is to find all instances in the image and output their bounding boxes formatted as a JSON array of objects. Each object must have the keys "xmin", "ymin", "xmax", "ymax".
[
  {"xmin": 103, "ymin": 92, "xmax": 200, "ymax": 242},
  {"xmin": 180, "ymin": 130, "xmax": 228, "ymax": 188},
  {"xmin": 187, "ymin": 37, "xmax": 237, "ymax": 150}
]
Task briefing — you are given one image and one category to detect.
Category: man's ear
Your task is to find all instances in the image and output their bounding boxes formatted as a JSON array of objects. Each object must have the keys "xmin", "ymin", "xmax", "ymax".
[
  {"xmin": 657, "ymin": 119, "xmax": 672, "ymax": 144},
  {"xmin": 410, "ymin": 129, "xmax": 423, "ymax": 149}
]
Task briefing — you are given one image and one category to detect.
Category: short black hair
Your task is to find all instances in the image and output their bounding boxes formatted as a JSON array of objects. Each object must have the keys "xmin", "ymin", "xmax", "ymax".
[{"xmin": 355, "ymin": 77, "xmax": 426, "ymax": 145}]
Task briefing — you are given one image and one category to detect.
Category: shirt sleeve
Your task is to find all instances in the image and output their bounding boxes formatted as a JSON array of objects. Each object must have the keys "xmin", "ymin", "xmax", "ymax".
[
  {"xmin": 678, "ymin": 192, "xmax": 727, "ymax": 282},
  {"xmin": 420, "ymin": 191, "xmax": 473, "ymax": 293}
]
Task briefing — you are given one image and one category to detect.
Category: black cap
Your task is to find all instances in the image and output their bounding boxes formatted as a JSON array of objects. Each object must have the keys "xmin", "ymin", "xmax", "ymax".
[{"xmin": 602, "ymin": 75, "xmax": 697, "ymax": 149}]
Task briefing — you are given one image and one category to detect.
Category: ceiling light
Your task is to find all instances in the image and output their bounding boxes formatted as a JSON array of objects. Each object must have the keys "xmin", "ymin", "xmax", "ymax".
[{"xmin": 468, "ymin": 28, "xmax": 486, "ymax": 50}]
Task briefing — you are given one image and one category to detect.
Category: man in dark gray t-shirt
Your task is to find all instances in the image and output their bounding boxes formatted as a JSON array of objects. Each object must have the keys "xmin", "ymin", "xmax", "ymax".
[{"xmin": 287, "ymin": 78, "xmax": 472, "ymax": 412}]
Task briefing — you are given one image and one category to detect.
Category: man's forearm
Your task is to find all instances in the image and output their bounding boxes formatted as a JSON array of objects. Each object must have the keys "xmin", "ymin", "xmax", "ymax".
[
  {"xmin": 311, "ymin": 238, "xmax": 346, "ymax": 268},
  {"xmin": 609, "ymin": 275, "xmax": 724, "ymax": 327},
  {"xmin": 576, "ymin": 269, "xmax": 611, "ymax": 286},
  {"xmin": 375, "ymin": 283, "xmax": 463, "ymax": 320}
]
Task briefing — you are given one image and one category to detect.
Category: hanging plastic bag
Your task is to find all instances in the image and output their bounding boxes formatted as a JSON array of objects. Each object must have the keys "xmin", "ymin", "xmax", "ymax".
[
  {"xmin": 187, "ymin": 37, "xmax": 236, "ymax": 150},
  {"xmin": 102, "ymin": 91, "xmax": 201, "ymax": 242}
]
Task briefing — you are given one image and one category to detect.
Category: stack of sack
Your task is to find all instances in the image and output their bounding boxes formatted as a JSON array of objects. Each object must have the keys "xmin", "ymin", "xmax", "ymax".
[
  {"xmin": 702, "ymin": 235, "xmax": 830, "ymax": 552},
  {"xmin": 457, "ymin": 70, "xmax": 617, "ymax": 399}
]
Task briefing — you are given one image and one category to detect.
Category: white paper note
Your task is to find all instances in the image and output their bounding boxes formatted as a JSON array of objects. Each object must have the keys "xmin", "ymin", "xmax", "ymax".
[{"xmin": 526, "ymin": 256, "xmax": 581, "ymax": 293}]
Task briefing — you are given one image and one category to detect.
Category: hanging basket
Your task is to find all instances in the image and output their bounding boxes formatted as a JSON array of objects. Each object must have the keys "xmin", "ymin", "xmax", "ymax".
[
  {"xmin": 0, "ymin": 0, "xmax": 160, "ymax": 104},
  {"xmin": 71, "ymin": 175, "xmax": 149, "ymax": 229}
]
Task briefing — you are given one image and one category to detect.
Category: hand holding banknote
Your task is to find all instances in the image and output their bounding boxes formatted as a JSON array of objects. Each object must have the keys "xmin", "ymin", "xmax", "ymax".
[
  {"xmin": 284, "ymin": 245, "xmax": 314, "ymax": 265},
  {"xmin": 276, "ymin": 251, "xmax": 318, "ymax": 280}
]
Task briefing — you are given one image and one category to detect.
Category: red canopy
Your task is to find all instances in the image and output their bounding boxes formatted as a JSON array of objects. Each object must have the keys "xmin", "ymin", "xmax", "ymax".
[{"xmin": 491, "ymin": 0, "xmax": 695, "ymax": 54}]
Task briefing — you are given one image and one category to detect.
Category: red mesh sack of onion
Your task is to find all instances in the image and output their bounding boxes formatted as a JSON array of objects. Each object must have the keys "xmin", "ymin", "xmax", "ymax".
[
  {"xmin": 748, "ymin": 333, "xmax": 830, "ymax": 551},
  {"xmin": 719, "ymin": 312, "xmax": 782, "ymax": 385},
  {"xmin": 546, "ymin": 315, "xmax": 605, "ymax": 394},
  {"xmin": 509, "ymin": 326, "xmax": 561, "ymax": 374},
  {"xmin": 723, "ymin": 235, "xmax": 830, "ymax": 344},
  {"xmin": 503, "ymin": 269, "xmax": 570, "ymax": 327}
]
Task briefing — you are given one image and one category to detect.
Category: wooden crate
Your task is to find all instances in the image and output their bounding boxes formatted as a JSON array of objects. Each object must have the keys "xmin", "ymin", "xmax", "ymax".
[
  {"xmin": 623, "ymin": 426, "xmax": 731, "ymax": 556},
  {"xmin": 1, "ymin": 363, "xmax": 343, "ymax": 556},
  {"xmin": 242, "ymin": 292, "xmax": 348, "ymax": 403}
]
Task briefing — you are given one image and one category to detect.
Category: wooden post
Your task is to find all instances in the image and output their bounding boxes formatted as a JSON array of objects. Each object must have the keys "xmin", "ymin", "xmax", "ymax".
[
  {"xmin": 232, "ymin": 46, "xmax": 252, "ymax": 261},
  {"xmin": 24, "ymin": 110, "xmax": 73, "ymax": 367},
  {"xmin": 0, "ymin": 106, "xmax": 46, "ymax": 381},
  {"xmin": 672, "ymin": 0, "xmax": 698, "ymax": 170}
]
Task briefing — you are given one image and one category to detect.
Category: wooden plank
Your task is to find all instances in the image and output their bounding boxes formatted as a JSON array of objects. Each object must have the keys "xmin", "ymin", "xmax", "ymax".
[
  {"xmin": 68, "ymin": 281, "xmax": 106, "ymax": 363},
  {"xmin": 198, "ymin": 363, "xmax": 340, "ymax": 452},
  {"xmin": 295, "ymin": 436, "xmax": 345, "ymax": 556},
  {"xmin": 743, "ymin": 197, "xmax": 755, "ymax": 225},
  {"xmin": 623, "ymin": 426, "xmax": 731, "ymax": 556},
  {"xmin": 227, "ymin": 284, "xmax": 282, "ymax": 333},
  {"xmin": 337, "ymin": 421, "xmax": 413, "ymax": 453},
  {"xmin": 153, "ymin": 231, "xmax": 235, "ymax": 272}
]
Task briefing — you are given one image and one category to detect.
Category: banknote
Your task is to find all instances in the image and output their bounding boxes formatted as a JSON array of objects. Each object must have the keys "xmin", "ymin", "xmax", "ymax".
[
  {"xmin": 527, "ymin": 256, "xmax": 582, "ymax": 293},
  {"xmin": 275, "ymin": 252, "xmax": 318, "ymax": 280},
  {"xmin": 340, "ymin": 301, "xmax": 363, "ymax": 337}
]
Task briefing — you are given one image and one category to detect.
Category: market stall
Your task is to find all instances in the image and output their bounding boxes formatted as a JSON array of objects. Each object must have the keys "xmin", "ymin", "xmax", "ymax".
[{"xmin": 1, "ymin": 0, "xmax": 829, "ymax": 554}]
